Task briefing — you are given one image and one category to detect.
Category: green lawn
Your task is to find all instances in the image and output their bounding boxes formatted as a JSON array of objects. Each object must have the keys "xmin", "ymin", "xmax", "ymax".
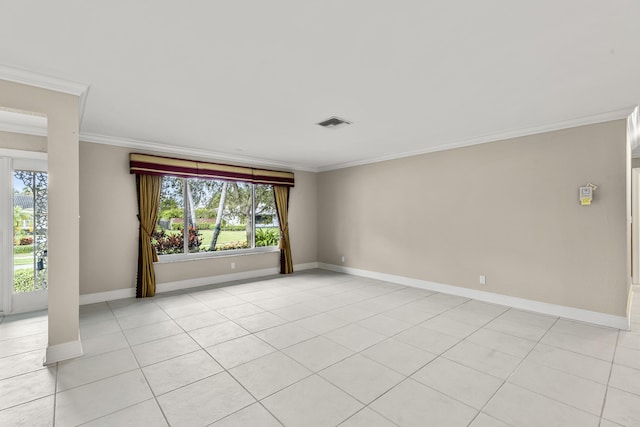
[
  {"xmin": 13, "ymin": 255, "xmax": 33, "ymax": 266},
  {"xmin": 198, "ymin": 230, "xmax": 246, "ymax": 247}
]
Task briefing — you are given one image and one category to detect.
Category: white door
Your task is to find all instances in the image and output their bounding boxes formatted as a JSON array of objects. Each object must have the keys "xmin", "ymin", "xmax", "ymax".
[{"xmin": 0, "ymin": 154, "xmax": 48, "ymax": 314}]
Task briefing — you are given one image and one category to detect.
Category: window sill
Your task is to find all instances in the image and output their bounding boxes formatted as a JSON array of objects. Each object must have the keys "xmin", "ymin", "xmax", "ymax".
[{"xmin": 155, "ymin": 246, "xmax": 279, "ymax": 264}]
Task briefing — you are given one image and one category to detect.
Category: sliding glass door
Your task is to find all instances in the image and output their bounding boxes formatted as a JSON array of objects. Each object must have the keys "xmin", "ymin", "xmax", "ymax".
[{"xmin": 0, "ymin": 155, "xmax": 48, "ymax": 314}]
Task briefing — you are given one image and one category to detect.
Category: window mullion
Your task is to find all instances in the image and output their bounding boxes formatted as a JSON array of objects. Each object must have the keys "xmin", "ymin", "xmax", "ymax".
[
  {"xmin": 183, "ymin": 178, "xmax": 188, "ymax": 255},
  {"xmin": 251, "ymin": 184, "xmax": 256, "ymax": 248}
]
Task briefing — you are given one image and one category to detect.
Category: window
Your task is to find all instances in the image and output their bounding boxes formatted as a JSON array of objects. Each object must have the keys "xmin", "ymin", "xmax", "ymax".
[{"xmin": 154, "ymin": 176, "xmax": 280, "ymax": 256}]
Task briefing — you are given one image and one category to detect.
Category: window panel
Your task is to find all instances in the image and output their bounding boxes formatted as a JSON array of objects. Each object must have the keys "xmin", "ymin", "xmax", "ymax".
[{"xmin": 154, "ymin": 177, "xmax": 279, "ymax": 256}]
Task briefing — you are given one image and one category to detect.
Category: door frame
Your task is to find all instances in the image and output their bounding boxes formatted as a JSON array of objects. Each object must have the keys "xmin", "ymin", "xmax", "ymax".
[{"xmin": 0, "ymin": 149, "xmax": 48, "ymax": 315}]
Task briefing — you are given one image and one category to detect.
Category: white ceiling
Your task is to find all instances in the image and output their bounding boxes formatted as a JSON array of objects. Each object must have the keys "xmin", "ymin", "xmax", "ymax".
[{"xmin": 0, "ymin": 1, "xmax": 639, "ymax": 171}]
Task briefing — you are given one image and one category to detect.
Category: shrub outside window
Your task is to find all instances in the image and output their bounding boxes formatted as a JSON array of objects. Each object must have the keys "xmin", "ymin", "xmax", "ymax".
[{"xmin": 153, "ymin": 177, "xmax": 279, "ymax": 256}]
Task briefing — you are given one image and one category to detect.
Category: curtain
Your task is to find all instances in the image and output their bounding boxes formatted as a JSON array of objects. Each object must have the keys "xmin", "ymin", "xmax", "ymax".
[
  {"xmin": 136, "ymin": 174, "xmax": 162, "ymax": 297},
  {"xmin": 274, "ymin": 185, "xmax": 293, "ymax": 274}
]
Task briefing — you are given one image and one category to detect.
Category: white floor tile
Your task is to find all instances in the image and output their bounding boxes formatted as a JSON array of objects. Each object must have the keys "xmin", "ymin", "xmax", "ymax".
[
  {"xmin": 602, "ymin": 388, "xmax": 640, "ymax": 427},
  {"xmin": 356, "ymin": 314, "xmax": 412, "ymax": 337},
  {"xmin": 0, "ymin": 332, "xmax": 47, "ymax": 358},
  {"xmin": 484, "ymin": 383, "xmax": 599, "ymax": 427},
  {"xmin": 271, "ymin": 303, "xmax": 322, "ymax": 321},
  {"xmin": 81, "ymin": 399, "xmax": 168, "ymax": 427},
  {"xmin": 526, "ymin": 343, "xmax": 612, "ymax": 384},
  {"xmin": 4, "ymin": 273, "xmax": 640, "ymax": 426},
  {"xmin": 466, "ymin": 328, "xmax": 536, "ymax": 358},
  {"xmin": 485, "ymin": 310, "xmax": 556, "ymax": 341},
  {"xmin": 443, "ymin": 341, "xmax": 521, "ymax": 380},
  {"xmin": 420, "ymin": 315, "xmax": 479, "ymax": 339},
  {"xmin": 361, "ymin": 337, "xmax": 437, "ymax": 375},
  {"xmin": 383, "ymin": 305, "xmax": 436, "ymax": 324},
  {"xmin": 468, "ymin": 413, "xmax": 512, "ymax": 427},
  {"xmin": 0, "ymin": 348, "xmax": 46, "ymax": 380},
  {"xmin": 217, "ymin": 302, "xmax": 265, "ymax": 320},
  {"xmin": 57, "ymin": 347, "xmax": 138, "ymax": 391},
  {"xmin": 541, "ymin": 330, "xmax": 616, "ymax": 361},
  {"xmin": 551, "ymin": 319, "xmax": 619, "ymax": 344},
  {"xmin": 325, "ymin": 324, "xmax": 387, "ymax": 352},
  {"xmin": 0, "ymin": 368, "xmax": 56, "ymax": 411},
  {"xmin": 339, "ymin": 407, "xmax": 396, "ymax": 427},
  {"xmin": 173, "ymin": 310, "xmax": 228, "ymax": 331},
  {"xmin": 55, "ymin": 370, "xmax": 153, "ymax": 427},
  {"xmin": 229, "ymin": 351, "xmax": 311, "ymax": 399},
  {"xmin": 329, "ymin": 305, "xmax": 377, "ymax": 323},
  {"xmin": 609, "ymin": 363, "xmax": 640, "ymax": 396},
  {"xmin": 143, "ymin": 350, "xmax": 223, "ymax": 395},
  {"xmin": 122, "ymin": 319, "xmax": 183, "ymax": 346},
  {"xmin": 294, "ymin": 312, "xmax": 350, "ymax": 335},
  {"xmin": 157, "ymin": 372, "xmax": 255, "ymax": 426},
  {"xmin": 283, "ymin": 335, "xmax": 353, "ymax": 372},
  {"xmin": 210, "ymin": 403, "xmax": 281, "ymax": 427},
  {"xmin": 319, "ymin": 354, "xmax": 404, "ymax": 404},
  {"xmin": 132, "ymin": 333, "xmax": 200, "ymax": 366},
  {"xmin": 205, "ymin": 334, "xmax": 276, "ymax": 369},
  {"xmin": 613, "ymin": 345, "xmax": 640, "ymax": 369},
  {"xmin": 370, "ymin": 378, "xmax": 477, "ymax": 427},
  {"xmin": 188, "ymin": 321, "xmax": 249, "ymax": 348},
  {"xmin": 80, "ymin": 331, "xmax": 129, "ymax": 357},
  {"xmin": 162, "ymin": 301, "xmax": 211, "ymax": 319},
  {"xmin": 116, "ymin": 309, "xmax": 171, "ymax": 330},
  {"xmin": 255, "ymin": 322, "xmax": 316, "ymax": 349},
  {"xmin": 262, "ymin": 375, "xmax": 363, "ymax": 427},
  {"xmin": 394, "ymin": 325, "xmax": 460, "ymax": 355},
  {"xmin": 508, "ymin": 360, "xmax": 606, "ymax": 415},
  {"xmin": 0, "ymin": 395, "xmax": 53, "ymax": 427},
  {"xmin": 412, "ymin": 357, "xmax": 503, "ymax": 410}
]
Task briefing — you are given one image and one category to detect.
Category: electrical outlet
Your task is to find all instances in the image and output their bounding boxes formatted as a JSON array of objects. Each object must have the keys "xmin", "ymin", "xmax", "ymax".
[
  {"xmin": 231, "ymin": 262, "xmax": 236, "ymax": 269},
  {"xmin": 341, "ymin": 256, "xmax": 345, "ymax": 263},
  {"xmin": 479, "ymin": 275, "xmax": 486, "ymax": 285}
]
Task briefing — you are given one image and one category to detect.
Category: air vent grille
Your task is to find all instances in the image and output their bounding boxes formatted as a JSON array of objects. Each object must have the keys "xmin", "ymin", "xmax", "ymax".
[{"xmin": 317, "ymin": 116, "xmax": 352, "ymax": 129}]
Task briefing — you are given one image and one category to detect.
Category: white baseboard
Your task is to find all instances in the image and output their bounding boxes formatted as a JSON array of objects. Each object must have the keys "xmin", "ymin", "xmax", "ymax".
[
  {"xmin": 319, "ymin": 263, "xmax": 630, "ymax": 330},
  {"xmin": 79, "ymin": 263, "xmax": 316, "ymax": 304},
  {"xmin": 294, "ymin": 262, "xmax": 320, "ymax": 271},
  {"xmin": 80, "ymin": 288, "xmax": 136, "ymax": 305},
  {"xmin": 44, "ymin": 337, "xmax": 83, "ymax": 365}
]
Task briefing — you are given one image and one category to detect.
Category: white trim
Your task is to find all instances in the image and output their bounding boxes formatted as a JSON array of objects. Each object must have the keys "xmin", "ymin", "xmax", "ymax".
[
  {"xmin": 0, "ymin": 111, "xmax": 47, "ymax": 137},
  {"xmin": 293, "ymin": 262, "xmax": 320, "ymax": 271},
  {"xmin": 79, "ymin": 288, "xmax": 136, "ymax": 305},
  {"xmin": 0, "ymin": 64, "xmax": 90, "ymax": 125},
  {"xmin": 44, "ymin": 337, "xmax": 83, "ymax": 365},
  {"xmin": 0, "ymin": 149, "xmax": 47, "ymax": 161},
  {"xmin": 319, "ymin": 263, "xmax": 630, "ymax": 330},
  {"xmin": 80, "ymin": 132, "xmax": 317, "ymax": 173},
  {"xmin": 319, "ymin": 108, "xmax": 635, "ymax": 172}
]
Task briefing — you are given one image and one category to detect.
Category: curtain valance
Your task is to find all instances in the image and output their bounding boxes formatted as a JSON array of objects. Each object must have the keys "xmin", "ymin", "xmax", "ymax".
[{"xmin": 129, "ymin": 153, "xmax": 295, "ymax": 187}]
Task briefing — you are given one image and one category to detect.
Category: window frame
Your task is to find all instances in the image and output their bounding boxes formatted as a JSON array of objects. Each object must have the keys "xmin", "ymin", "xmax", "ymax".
[{"xmin": 155, "ymin": 176, "xmax": 280, "ymax": 262}]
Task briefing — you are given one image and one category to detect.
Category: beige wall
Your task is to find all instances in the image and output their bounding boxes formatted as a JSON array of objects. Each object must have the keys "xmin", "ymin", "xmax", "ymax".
[
  {"xmin": 79, "ymin": 142, "xmax": 318, "ymax": 294},
  {"xmin": 318, "ymin": 120, "xmax": 628, "ymax": 316},
  {"xmin": 632, "ymin": 157, "xmax": 640, "ymax": 169},
  {"xmin": 0, "ymin": 131, "xmax": 46, "ymax": 152}
]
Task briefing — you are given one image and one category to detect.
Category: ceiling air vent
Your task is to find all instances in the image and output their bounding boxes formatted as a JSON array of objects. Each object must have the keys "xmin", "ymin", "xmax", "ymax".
[{"xmin": 317, "ymin": 116, "xmax": 352, "ymax": 129}]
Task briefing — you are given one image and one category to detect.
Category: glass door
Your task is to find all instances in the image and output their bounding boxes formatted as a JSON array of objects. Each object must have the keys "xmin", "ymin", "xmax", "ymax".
[{"xmin": 1, "ymin": 156, "xmax": 48, "ymax": 314}]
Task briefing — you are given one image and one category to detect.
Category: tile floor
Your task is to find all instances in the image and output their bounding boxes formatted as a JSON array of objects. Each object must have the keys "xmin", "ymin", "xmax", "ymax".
[{"xmin": 1, "ymin": 269, "xmax": 640, "ymax": 426}]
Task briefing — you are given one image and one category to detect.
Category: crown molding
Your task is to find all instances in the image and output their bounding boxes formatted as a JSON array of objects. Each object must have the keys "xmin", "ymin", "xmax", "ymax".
[
  {"xmin": 318, "ymin": 107, "xmax": 636, "ymax": 172},
  {"xmin": 80, "ymin": 132, "xmax": 318, "ymax": 173},
  {"xmin": 0, "ymin": 119, "xmax": 47, "ymax": 137},
  {"xmin": 0, "ymin": 64, "xmax": 90, "ymax": 125}
]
